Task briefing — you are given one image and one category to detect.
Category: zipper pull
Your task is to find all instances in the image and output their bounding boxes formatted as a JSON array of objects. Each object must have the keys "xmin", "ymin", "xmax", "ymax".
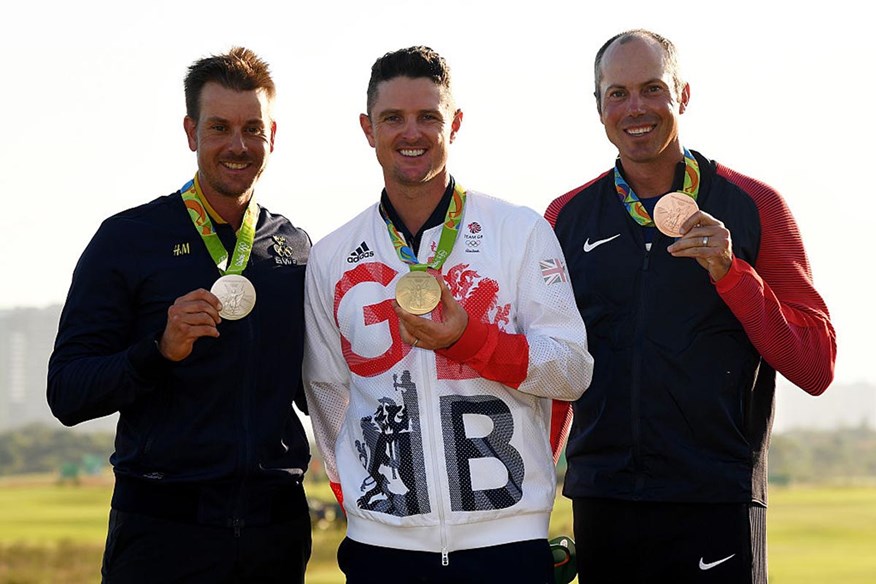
[{"xmin": 441, "ymin": 548, "xmax": 449, "ymax": 566}]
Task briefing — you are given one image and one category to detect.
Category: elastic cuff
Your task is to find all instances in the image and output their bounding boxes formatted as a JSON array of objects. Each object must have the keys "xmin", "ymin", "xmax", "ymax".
[{"xmin": 437, "ymin": 317, "xmax": 490, "ymax": 363}]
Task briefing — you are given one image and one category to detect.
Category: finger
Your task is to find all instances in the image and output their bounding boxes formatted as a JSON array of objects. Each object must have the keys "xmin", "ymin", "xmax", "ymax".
[
  {"xmin": 678, "ymin": 211, "xmax": 705, "ymax": 235},
  {"xmin": 174, "ymin": 297, "xmax": 223, "ymax": 324}
]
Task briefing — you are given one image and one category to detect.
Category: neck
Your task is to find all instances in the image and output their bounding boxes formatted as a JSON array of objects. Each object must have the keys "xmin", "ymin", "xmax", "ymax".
[
  {"xmin": 385, "ymin": 175, "xmax": 448, "ymax": 235},
  {"xmin": 621, "ymin": 152, "xmax": 683, "ymax": 199},
  {"xmin": 201, "ymin": 189, "xmax": 252, "ymax": 232}
]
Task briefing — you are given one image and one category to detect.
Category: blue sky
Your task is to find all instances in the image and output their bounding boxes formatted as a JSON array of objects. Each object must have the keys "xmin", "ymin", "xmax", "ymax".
[{"xmin": 1, "ymin": 0, "xmax": 870, "ymax": 386}]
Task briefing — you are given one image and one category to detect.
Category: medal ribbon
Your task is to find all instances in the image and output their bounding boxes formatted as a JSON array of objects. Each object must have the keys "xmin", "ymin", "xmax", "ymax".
[
  {"xmin": 180, "ymin": 174, "xmax": 257, "ymax": 275},
  {"xmin": 379, "ymin": 183, "xmax": 466, "ymax": 272},
  {"xmin": 614, "ymin": 147, "xmax": 700, "ymax": 227}
]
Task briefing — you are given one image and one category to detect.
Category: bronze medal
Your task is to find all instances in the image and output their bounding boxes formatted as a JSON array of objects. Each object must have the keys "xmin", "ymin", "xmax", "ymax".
[
  {"xmin": 211, "ymin": 274, "xmax": 257, "ymax": 320},
  {"xmin": 653, "ymin": 191, "xmax": 699, "ymax": 237},
  {"xmin": 395, "ymin": 271, "xmax": 441, "ymax": 315}
]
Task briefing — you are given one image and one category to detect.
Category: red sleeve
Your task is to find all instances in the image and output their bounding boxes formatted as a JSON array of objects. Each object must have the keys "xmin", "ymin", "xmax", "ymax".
[
  {"xmin": 435, "ymin": 316, "xmax": 529, "ymax": 389},
  {"xmin": 715, "ymin": 167, "xmax": 837, "ymax": 395},
  {"xmin": 550, "ymin": 400, "xmax": 573, "ymax": 464}
]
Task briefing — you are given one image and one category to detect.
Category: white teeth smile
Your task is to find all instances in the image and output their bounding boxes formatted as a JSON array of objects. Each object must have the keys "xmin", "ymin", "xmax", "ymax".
[
  {"xmin": 626, "ymin": 127, "xmax": 652, "ymax": 136},
  {"xmin": 223, "ymin": 161, "xmax": 249, "ymax": 169},
  {"xmin": 400, "ymin": 149, "xmax": 425, "ymax": 157}
]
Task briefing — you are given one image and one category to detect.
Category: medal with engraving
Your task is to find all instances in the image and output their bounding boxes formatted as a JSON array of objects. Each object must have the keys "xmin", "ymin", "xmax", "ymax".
[
  {"xmin": 181, "ymin": 174, "xmax": 259, "ymax": 318},
  {"xmin": 395, "ymin": 271, "xmax": 442, "ymax": 315},
  {"xmin": 653, "ymin": 191, "xmax": 700, "ymax": 237},
  {"xmin": 381, "ymin": 183, "xmax": 466, "ymax": 315},
  {"xmin": 210, "ymin": 274, "xmax": 257, "ymax": 320}
]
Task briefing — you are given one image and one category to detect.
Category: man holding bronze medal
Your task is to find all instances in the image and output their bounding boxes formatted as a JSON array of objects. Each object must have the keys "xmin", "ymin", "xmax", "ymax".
[
  {"xmin": 48, "ymin": 47, "xmax": 312, "ymax": 582},
  {"xmin": 302, "ymin": 46, "xmax": 593, "ymax": 583},
  {"xmin": 545, "ymin": 30, "xmax": 837, "ymax": 583}
]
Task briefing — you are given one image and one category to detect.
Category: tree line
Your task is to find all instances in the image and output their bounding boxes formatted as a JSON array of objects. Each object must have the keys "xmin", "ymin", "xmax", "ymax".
[{"xmin": 2, "ymin": 423, "xmax": 875, "ymax": 485}]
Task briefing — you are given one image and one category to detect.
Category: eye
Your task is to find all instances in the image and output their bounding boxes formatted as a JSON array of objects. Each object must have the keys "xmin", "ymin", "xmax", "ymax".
[
  {"xmin": 210, "ymin": 124, "xmax": 227, "ymax": 132},
  {"xmin": 607, "ymin": 89, "xmax": 626, "ymax": 100}
]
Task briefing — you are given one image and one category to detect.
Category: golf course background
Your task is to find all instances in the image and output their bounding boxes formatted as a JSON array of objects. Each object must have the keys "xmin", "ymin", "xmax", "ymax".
[{"xmin": 2, "ymin": 425, "xmax": 875, "ymax": 583}]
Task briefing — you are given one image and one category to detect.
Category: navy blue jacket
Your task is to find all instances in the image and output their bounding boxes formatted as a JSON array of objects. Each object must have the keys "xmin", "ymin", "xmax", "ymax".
[
  {"xmin": 547, "ymin": 151, "xmax": 834, "ymax": 505},
  {"xmin": 48, "ymin": 191, "xmax": 311, "ymax": 523}
]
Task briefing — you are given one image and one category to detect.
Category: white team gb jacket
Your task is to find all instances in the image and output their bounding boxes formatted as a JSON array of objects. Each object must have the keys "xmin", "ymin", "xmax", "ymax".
[{"xmin": 303, "ymin": 188, "xmax": 593, "ymax": 559}]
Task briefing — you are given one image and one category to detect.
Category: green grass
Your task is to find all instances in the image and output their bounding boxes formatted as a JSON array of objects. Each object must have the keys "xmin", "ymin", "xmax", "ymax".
[
  {"xmin": 1, "ymin": 475, "xmax": 875, "ymax": 584},
  {"xmin": 767, "ymin": 485, "xmax": 876, "ymax": 583}
]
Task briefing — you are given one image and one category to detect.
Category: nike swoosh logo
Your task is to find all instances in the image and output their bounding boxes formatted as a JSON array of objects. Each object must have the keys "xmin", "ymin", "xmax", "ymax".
[
  {"xmin": 699, "ymin": 554, "xmax": 736, "ymax": 571},
  {"xmin": 583, "ymin": 234, "xmax": 621, "ymax": 252}
]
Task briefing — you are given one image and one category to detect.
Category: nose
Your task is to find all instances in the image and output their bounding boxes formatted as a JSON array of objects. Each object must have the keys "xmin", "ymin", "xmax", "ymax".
[
  {"xmin": 400, "ymin": 116, "xmax": 421, "ymax": 140},
  {"xmin": 627, "ymin": 93, "xmax": 646, "ymax": 116},
  {"xmin": 228, "ymin": 129, "xmax": 248, "ymax": 153}
]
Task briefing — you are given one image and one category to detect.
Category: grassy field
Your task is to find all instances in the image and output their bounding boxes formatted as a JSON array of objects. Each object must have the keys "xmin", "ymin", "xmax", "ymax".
[{"xmin": 1, "ymin": 474, "xmax": 875, "ymax": 583}]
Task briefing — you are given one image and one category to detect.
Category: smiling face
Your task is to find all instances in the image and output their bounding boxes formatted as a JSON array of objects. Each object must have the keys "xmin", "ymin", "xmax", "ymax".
[
  {"xmin": 597, "ymin": 35, "xmax": 689, "ymax": 168},
  {"xmin": 360, "ymin": 76, "xmax": 461, "ymax": 192},
  {"xmin": 183, "ymin": 82, "xmax": 276, "ymax": 202}
]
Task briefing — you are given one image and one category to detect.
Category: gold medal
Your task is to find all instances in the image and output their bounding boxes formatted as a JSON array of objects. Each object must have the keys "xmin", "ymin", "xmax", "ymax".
[
  {"xmin": 653, "ymin": 191, "xmax": 699, "ymax": 237},
  {"xmin": 210, "ymin": 274, "xmax": 257, "ymax": 320},
  {"xmin": 395, "ymin": 271, "xmax": 441, "ymax": 315}
]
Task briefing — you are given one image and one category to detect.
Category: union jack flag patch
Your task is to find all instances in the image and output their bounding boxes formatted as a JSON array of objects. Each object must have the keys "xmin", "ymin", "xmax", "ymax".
[{"xmin": 540, "ymin": 258, "xmax": 568, "ymax": 285}]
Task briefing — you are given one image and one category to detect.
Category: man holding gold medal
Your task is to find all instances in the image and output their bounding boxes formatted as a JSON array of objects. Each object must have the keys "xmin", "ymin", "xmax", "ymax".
[
  {"xmin": 48, "ymin": 48, "xmax": 312, "ymax": 582},
  {"xmin": 302, "ymin": 46, "xmax": 593, "ymax": 583}
]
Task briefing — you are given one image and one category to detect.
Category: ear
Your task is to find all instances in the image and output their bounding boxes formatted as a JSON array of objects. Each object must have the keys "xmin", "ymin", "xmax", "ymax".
[
  {"xmin": 678, "ymin": 82, "xmax": 691, "ymax": 114},
  {"xmin": 449, "ymin": 109, "xmax": 463, "ymax": 143},
  {"xmin": 184, "ymin": 116, "xmax": 198, "ymax": 152},
  {"xmin": 359, "ymin": 113, "xmax": 376, "ymax": 147},
  {"xmin": 269, "ymin": 120, "xmax": 277, "ymax": 153}
]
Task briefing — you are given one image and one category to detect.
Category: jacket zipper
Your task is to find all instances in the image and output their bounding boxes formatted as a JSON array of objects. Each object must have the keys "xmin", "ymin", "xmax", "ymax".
[
  {"xmin": 232, "ymin": 298, "xmax": 258, "ymax": 536},
  {"xmin": 631, "ymin": 242, "xmax": 651, "ymax": 496},
  {"xmin": 419, "ymin": 347, "xmax": 450, "ymax": 565}
]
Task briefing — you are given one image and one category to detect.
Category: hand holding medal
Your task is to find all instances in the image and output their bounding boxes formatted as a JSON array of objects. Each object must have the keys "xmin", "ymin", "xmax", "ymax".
[
  {"xmin": 383, "ymin": 183, "xmax": 469, "ymax": 350},
  {"xmin": 393, "ymin": 276, "xmax": 468, "ymax": 351}
]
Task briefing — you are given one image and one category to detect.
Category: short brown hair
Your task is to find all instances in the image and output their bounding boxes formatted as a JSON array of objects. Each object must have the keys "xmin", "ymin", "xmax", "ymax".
[
  {"xmin": 365, "ymin": 46, "xmax": 453, "ymax": 116},
  {"xmin": 184, "ymin": 47, "xmax": 276, "ymax": 121}
]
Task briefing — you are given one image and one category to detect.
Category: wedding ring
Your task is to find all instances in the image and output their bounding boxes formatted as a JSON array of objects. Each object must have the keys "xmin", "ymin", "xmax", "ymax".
[
  {"xmin": 412, "ymin": 338, "xmax": 420, "ymax": 348},
  {"xmin": 702, "ymin": 236, "xmax": 709, "ymax": 246}
]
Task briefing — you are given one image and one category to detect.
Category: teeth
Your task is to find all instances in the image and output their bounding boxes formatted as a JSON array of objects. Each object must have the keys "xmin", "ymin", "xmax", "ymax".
[
  {"xmin": 400, "ymin": 149, "xmax": 425, "ymax": 157},
  {"xmin": 223, "ymin": 161, "xmax": 249, "ymax": 169},
  {"xmin": 626, "ymin": 127, "xmax": 651, "ymax": 136}
]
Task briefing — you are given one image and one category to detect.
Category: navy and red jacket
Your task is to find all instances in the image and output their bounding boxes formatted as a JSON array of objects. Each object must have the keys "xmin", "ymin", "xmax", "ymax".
[
  {"xmin": 48, "ymin": 190, "xmax": 311, "ymax": 525},
  {"xmin": 546, "ymin": 150, "xmax": 835, "ymax": 505}
]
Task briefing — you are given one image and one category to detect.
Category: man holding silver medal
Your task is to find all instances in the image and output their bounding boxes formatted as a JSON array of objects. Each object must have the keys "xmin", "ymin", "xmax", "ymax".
[
  {"xmin": 48, "ymin": 47, "xmax": 312, "ymax": 582},
  {"xmin": 545, "ymin": 30, "xmax": 837, "ymax": 583},
  {"xmin": 302, "ymin": 46, "xmax": 593, "ymax": 583}
]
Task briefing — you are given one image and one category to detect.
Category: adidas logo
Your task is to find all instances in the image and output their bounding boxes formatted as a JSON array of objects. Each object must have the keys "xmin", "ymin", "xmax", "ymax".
[{"xmin": 347, "ymin": 241, "xmax": 375, "ymax": 263}]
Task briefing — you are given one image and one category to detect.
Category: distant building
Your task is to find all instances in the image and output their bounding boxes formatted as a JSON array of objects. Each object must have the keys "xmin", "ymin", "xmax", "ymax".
[{"xmin": 0, "ymin": 305, "xmax": 117, "ymax": 433}]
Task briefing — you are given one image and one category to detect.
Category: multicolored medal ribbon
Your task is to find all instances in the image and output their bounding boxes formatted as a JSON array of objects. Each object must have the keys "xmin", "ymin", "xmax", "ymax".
[
  {"xmin": 614, "ymin": 147, "xmax": 700, "ymax": 227},
  {"xmin": 180, "ymin": 175, "xmax": 258, "ymax": 319},
  {"xmin": 380, "ymin": 183, "xmax": 466, "ymax": 314}
]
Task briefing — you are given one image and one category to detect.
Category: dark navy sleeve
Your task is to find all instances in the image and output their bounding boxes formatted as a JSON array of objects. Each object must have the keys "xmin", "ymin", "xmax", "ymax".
[{"xmin": 47, "ymin": 219, "xmax": 170, "ymax": 426}]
